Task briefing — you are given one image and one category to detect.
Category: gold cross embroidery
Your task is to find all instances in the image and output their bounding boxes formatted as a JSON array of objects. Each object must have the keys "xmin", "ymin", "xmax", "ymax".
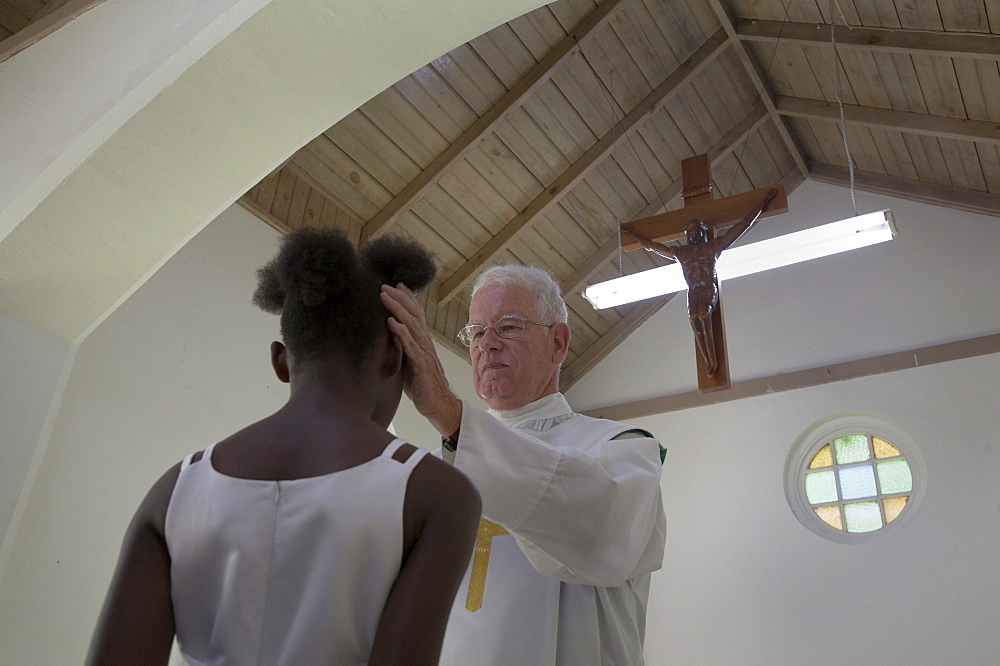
[{"xmin": 465, "ymin": 517, "xmax": 509, "ymax": 612}]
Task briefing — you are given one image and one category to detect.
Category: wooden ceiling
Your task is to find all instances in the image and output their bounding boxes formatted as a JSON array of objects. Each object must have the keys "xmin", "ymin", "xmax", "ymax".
[{"xmin": 6, "ymin": 0, "xmax": 998, "ymax": 387}]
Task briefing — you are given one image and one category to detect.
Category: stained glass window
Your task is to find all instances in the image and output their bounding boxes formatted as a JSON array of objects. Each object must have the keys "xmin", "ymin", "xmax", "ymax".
[{"xmin": 799, "ymin": 430, "xmax": 915, "ymax": 536}]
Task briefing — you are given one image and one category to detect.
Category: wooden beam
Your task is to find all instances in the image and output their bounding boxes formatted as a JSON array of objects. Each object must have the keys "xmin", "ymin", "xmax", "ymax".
[
  {"xmin": 437, "ymin": 29, "xmax": 730, "ymax": 305},
  {"xmin": 561, "ymin": 104, "xmax": 770, "ymax": 296},
  {"xmin": 776, "ymin": 95, "xmax": 1000, "ymax": 145},
  {"xmin": 0, "ymin": 0, "xmax": 107, "ymax": 63},
  {"xmin": 736, "ymin": 18, "xmax": 1000, "ymax": 61},
  {"xmin": 560, "ymin": 295, "xmax": 675, "ymax": 390},
  {"xmin": 619, "ymin": 183, "xmax": 788, "ymax": 252},
  {"xmin": 809, "ymin": 162, "xmax": 1000, "ymax": 218},
  {"xmin": 237, "ymin": 196, "xmax": 295, "ymax": 235},
  {"xmin": 357, "ymin": 0, "xmax": 629, "ymax": 242},
  {"xmin": 583, "ymin": 332, "xmax": 1000, "ymax": 419},
  {"xmin": 705, "ymin": 0, "xmax": 810, "ymax": 178}
]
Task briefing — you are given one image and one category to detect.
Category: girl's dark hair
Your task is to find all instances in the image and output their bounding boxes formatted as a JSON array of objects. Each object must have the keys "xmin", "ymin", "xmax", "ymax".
[{"xmin": 252, "ymin": 228, "xmax": 435, "ymax": 365}]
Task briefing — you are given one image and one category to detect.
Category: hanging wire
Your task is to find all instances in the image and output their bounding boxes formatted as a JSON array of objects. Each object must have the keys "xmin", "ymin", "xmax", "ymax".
[
  {"xmin": 830, "ymin": 0, "xmax": 858, "ymax": 215},
  {"xmin": 722, "ymin": 0, "xmax": 793, "ymax": 198}
]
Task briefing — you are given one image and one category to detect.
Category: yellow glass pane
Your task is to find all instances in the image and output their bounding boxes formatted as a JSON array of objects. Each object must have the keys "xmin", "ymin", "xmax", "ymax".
[
  {"xmin": 873, "ymin": 436, "xmax": 901, "ymax": 459},
  {"xmin": 814, "ymin": 505, "xmax": 843, "ymax": 530},
  {"xmin": 883, "ymin": 496, "xmax": 908, "ymax": 523},
  {"xmin": 809, "ymin": 444, "xmax": 833, "ymax": 468}
]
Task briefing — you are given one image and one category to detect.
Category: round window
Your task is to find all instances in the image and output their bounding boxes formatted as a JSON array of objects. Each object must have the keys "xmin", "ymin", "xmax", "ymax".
[{"xmin": 785, "ymin": 413, "xmax": 925, "ymax": 543}]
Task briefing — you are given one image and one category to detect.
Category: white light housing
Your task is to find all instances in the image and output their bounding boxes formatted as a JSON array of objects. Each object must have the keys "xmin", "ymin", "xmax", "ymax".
[{"xmin": 584, "ymin": 210, "xmax": 896, "ymax": 310}]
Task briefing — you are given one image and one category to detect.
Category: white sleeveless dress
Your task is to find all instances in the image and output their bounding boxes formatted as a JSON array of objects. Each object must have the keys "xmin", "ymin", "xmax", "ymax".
[{"xmin": 164, "ymin": 438, "xmax": 427, "ymax": 665}]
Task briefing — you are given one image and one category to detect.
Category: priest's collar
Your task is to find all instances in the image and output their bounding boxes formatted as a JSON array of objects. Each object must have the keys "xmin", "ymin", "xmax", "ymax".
[{"xmin": 487, "ymin": 392, "xmax": 572, "ymax": 429}]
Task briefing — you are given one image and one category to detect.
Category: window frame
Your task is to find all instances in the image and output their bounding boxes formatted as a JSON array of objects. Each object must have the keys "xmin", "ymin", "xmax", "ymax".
[{"xmin": 784, "ymin": 412, "xmax": 926, "ymax": 544}]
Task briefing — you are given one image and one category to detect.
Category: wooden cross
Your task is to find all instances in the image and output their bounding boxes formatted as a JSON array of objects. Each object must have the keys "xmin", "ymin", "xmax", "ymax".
[
  {"xmin": 465, "ymin": 517, "xmax": 509, "ymax": 612},
  {"xmin": 620, "ymin": 154, "xmax": 788, "ymax": 392}
]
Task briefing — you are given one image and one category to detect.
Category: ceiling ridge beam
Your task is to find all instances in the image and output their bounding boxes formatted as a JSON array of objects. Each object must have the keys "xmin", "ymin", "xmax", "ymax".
[
  {"xmin": 358, "ymin": 0, "xmax": 629, "ymax": 243},
  {"xmin": 776, "ymin": 95, "xmax": 1000, "ymax": 145},
  {"xmin": 436, "ymin": 29, "xmax": 731, "ymax": 305},
  {"xmin": 809, "ymin": 162, "xmax": 1000, "ymax": 218},
  {"xmin": 560, "ymin": 103, "xmax": 770, "ymax": 297},
  {"xmin": 705, "ymin": 0, "xmax": 810, "ymax": 178},
  {"xmin": 736, "ymin": 18, "xmax": 1000, "ymax": 60},
  {"xmin": 581, "ymin": 332, "xmax": 1000, "ymax": 419}
]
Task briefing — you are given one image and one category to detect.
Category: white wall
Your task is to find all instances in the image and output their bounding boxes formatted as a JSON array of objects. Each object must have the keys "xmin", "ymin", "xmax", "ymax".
[
  {"xmin": 0, "ymin": 203, "xmax": 479, "ymax": 663},
  {"xmin": 567, "ymin": 180, "xmax": 1000, "ymax": 409},
  {"xmin": 0, "ymin": 205, "xmax": 286, "ymax": 663},
  {"xmin": 0, "ymin": 312, "xmax": 71, "ymax": 550},
  {"xmin": 636, "ymin": 354, "xmax": 1000, "ymax": 664}
]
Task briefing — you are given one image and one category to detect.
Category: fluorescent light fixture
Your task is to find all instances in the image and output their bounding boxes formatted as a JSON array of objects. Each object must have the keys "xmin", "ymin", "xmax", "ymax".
[{"xmin": 584, "ymin": 209, "xmax": 897, "ymax": 310}]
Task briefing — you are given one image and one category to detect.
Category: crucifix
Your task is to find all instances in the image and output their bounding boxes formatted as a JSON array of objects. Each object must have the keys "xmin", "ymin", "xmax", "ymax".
[{"xmin": 620, "ymin": 154, "xmax": 787, "ymax": 392}]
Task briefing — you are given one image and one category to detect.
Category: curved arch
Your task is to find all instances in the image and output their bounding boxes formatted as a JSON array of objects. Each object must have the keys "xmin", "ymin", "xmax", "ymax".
[{"xmin": 0, "ymin": 0, "xmax": 545, "ymax": 341}]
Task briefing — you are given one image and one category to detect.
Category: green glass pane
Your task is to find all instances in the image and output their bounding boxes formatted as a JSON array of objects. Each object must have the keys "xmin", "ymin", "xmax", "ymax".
[
  {"xmin": 839, "ymin": 464, "xmax": 877, "ymax": 500},
  {"xmin": 833, "ymin": 434, "xmax": 871, "ymax": 464},
  {"xmin": 805, "ymin": 470, "xmax": 838, "ymax": 504},
  {"xmin": 844, "ymin": 500, "xmax": 883, "ymax": 532},
  {"xmin": 877, "ymin": 459, "xmax": 913, "ymax": 494}
]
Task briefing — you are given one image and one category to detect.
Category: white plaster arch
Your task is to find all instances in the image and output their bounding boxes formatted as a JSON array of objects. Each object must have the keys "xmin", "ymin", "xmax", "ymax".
[{"xmin": 0, "ymin": 0, "xmax": 545, "ymax": 341}]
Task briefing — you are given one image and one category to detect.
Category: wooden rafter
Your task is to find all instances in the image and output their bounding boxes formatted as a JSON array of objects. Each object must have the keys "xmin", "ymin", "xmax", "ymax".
[
  {"xmin": 561, "ymin": 294, "xmax": 674, "ymax": 390},
  {"xmin": 561, "ymin": 103, "xmax": 770, "ymax": 296},
  {"xmin": 705, "ymin": 0, "xmax": 810, "ymax": 179},
  {"xmin": 736, "ymin": 18, "xmax": 1000, "ymax": 61},
  {"xmin": 583, "ymin": 332, "xmax": 1000, "ymax": 419},
  {"xmin": 357, "ymin": 0, "xmax": 629, "ymax": 243},
  {"xmin": 809, "ymin": 162, "xmax": 1000, "ymax": 218},
  {"xmin": 437, "ymin": 29, "xmax": 731, "ymax": 305},
  {"xmin": 776, "ymin": 95, "xmax": 1000, "ymax": 145}
]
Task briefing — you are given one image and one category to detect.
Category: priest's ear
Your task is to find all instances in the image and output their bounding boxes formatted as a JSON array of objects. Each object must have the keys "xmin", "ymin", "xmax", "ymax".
[{"xmin": 550, "ymin": 322, "xmax": 571, "ymax": 365}]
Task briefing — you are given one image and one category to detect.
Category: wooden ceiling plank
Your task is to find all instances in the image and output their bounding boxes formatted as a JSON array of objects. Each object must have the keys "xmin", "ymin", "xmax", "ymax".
[
  {"xmin": 979, "ymin": 144, "xmax": 1000, "ymax": 193},
  {"xmin": 439, "ymin": 161, "xmax": 519, "ymax": 233},
  {"xmin": 706, "ymin": 0, "xmax": 811, "ymax": 177},
  {"xmin": 437, "ymin": 29, "xmax": 731, "ymax": 305},
  {"xmin": 360, "ymin": 89, "xmax": 449, "ymax": 168},
  {"xmin": 559, "ymin": 294, "xmax": 675, "ymax": 390},
  {"xmin": 808, "ymin": 161, "xmax": 1000, "ymax": 217},
  {"xmin": 735, "ymin": 19, "xmax": 1000, "ymax": 60},
  {"xmin": 520, "ymin": 81, "xmax": 595, "ymax": 163},
  {"xmin": 494, "ymin": 107, "xmax": 573, "ymax": 186},
  {"xmin": 325, "ymin": 113, "xmax": 420, "ymax": 194},
  {"xmin": 560, "ymin": 103, "xmax": 769, "ymax": 295},
  {"xmin": 358, "ymin": 0, "xmax": 629, "ymax": 243},
  {"xmin": 238, "ymin": 197, "xmax": 295, "ymax": 236},
  {"xmin": 429, "ymin": 46, "xmax": 505, "ymax": 117}
]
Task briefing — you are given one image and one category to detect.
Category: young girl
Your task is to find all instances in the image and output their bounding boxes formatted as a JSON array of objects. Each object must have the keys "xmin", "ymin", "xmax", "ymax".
[{"xmin": 89, "ymin": 229, "xmax": 481, "ymax": 665}]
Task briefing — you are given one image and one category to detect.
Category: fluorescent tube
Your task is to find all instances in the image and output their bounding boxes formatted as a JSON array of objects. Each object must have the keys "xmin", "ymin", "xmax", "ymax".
[{"xmin": 584, "ymin": 210, "xmax": 896, "ymax": 310}]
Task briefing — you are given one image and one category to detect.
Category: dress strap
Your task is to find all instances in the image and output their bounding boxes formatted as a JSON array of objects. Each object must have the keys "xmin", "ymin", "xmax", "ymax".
[
  {"xmin": 181, "ymin": 442, "xmax": 217, "ymax": 471},
  {"xmin": 381, "ymin": 438, "xmax": 429, "ymax": 470}
]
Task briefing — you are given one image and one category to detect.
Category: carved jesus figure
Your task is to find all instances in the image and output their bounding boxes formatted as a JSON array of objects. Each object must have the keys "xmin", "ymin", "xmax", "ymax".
[{"xmin": 622, "ymin": 188, "xmax": 778, "ymax": 376}]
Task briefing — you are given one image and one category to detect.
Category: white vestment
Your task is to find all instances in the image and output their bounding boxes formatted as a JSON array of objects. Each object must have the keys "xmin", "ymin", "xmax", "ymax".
[{"xmin": 438, "ymin": 393, "xmax": 666, "ymax": 665}]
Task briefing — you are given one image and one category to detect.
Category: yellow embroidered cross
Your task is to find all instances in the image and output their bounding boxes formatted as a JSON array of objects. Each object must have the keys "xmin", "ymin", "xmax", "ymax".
[{"xmin": 465, "ymin": 517, "xmax": 509, "ymax": 612}]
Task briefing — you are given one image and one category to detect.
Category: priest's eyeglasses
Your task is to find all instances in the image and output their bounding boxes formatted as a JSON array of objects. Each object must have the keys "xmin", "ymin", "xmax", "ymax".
[{"xmin": 457, "ymin": 315, "xmax": 554, "ymax": 348}]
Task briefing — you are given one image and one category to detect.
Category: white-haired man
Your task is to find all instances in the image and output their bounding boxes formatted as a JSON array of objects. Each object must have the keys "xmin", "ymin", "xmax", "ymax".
[{"xmin": 381, "ymin": 265, "xmax": 666, "ymax": 665}]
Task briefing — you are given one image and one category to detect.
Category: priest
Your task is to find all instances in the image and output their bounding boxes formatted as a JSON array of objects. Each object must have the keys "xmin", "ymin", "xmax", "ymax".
[{"xmin": 381, "ymin": 264, "xmax": 666, "ymax": 665}]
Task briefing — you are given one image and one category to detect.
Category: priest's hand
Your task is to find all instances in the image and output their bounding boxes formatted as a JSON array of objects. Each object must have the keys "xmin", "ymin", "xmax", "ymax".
[{"xmin": 380, "ymin": 283, "xmax": 463, "ymax": 437}]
